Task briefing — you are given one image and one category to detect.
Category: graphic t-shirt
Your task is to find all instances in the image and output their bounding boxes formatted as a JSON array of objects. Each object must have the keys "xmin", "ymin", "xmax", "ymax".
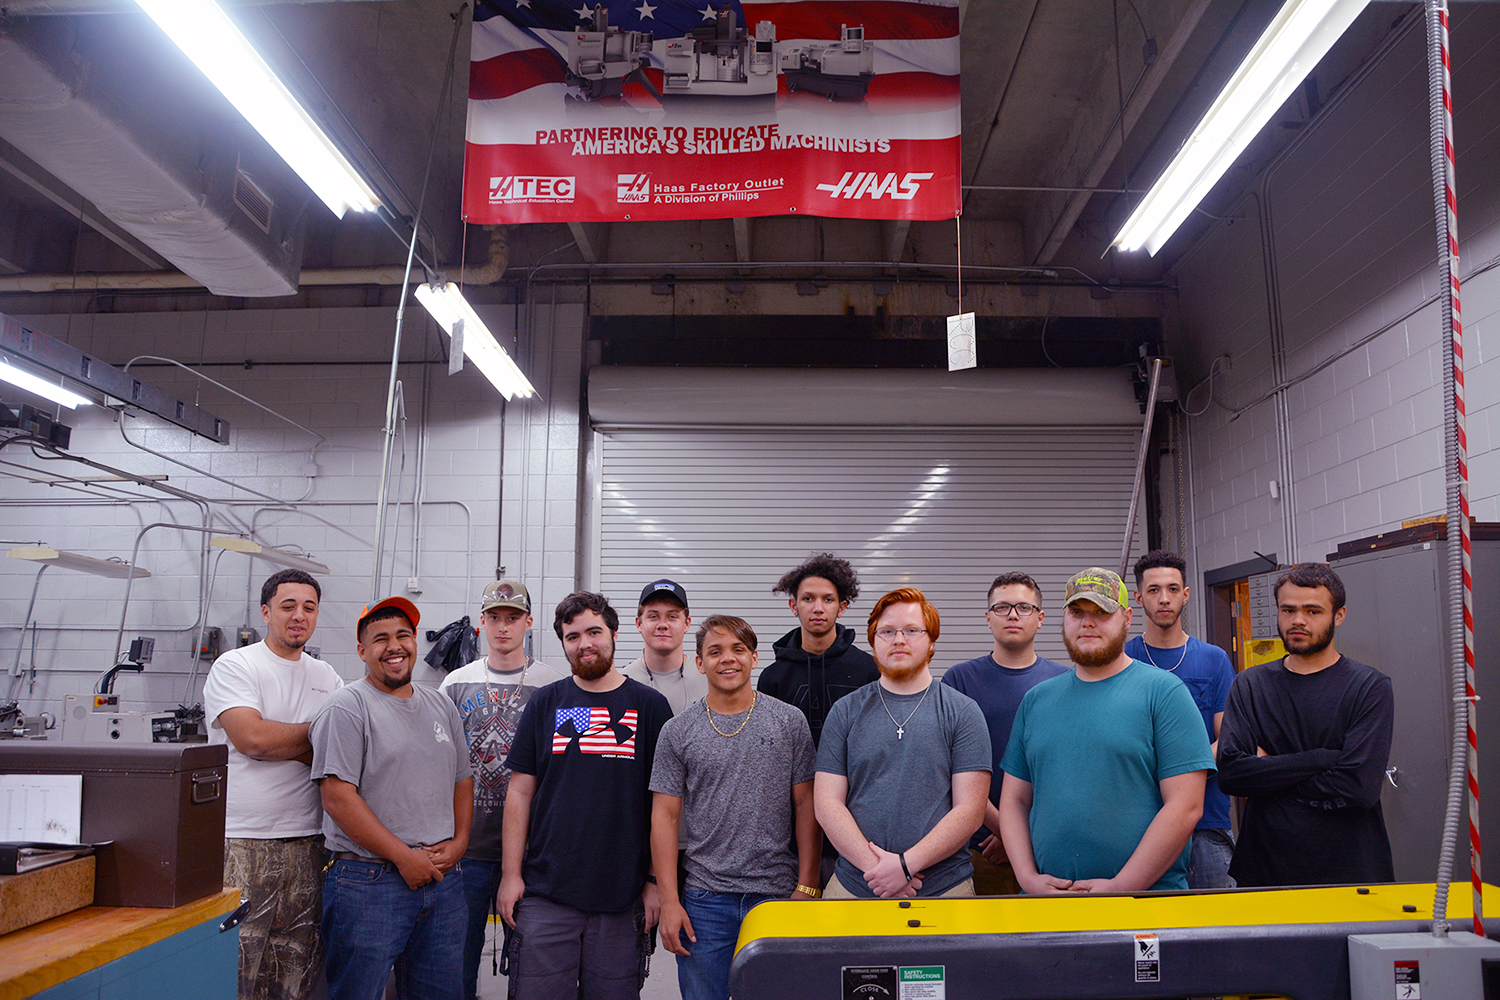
[
  {"xmin": 440, "ymin": 657, "xmax": 569, "ymax": 862},
  {"xmin": 505, "ymin": 676, "xmax": 673, "ymax": 913}
]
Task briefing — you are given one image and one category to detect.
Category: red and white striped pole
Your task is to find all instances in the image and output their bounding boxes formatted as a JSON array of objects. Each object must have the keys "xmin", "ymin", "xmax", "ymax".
[{"xmin": 1432, "ymin": 0, "xmax": 1483, "ymax": 937}]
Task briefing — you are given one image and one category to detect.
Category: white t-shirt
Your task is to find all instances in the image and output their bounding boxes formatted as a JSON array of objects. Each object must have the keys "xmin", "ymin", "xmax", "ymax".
[
  {"xmin": 620, "ymin": 656, "xmax": 708, "ymax": 716},
  {"xmin": 203, "ymin": 641, "xmax": 344, "ymax": 838}
]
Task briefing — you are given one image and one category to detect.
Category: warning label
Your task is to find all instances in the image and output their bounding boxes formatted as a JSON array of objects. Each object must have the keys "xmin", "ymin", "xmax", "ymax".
[
  {"xmin": 899, "ymin": 965, "xmax": 945, "ymax": 1000},
  {"xmin": 1134, "ymin": 933, "xmax": 1160, "ymax": 983},
  {"xmin": 1394, "ymin": 959, "xmax": 1421, "ymax": 999}
]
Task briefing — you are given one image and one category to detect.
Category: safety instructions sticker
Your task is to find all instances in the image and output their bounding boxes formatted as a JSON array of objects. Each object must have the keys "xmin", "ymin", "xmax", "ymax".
[
  {"xmin": 1394, "ymin": 959, "xmax": 1421, "ymax": 999},
  {"xmin": 840, "ymin": 965, "xmax": 946, "ymax": 1000},
  {"xmin": 899, "ymin": 965, "xmax": 945, "ymax": 999},
  {"xmin": 1134, "ymin": 933, "xmax": 1161, "ymax": 983}
]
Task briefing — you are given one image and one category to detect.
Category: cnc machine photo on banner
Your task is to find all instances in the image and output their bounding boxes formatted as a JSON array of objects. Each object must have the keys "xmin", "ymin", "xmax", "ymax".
[{"xmin": 463, "ymin": 0, "xmax": 960, "ymax": 223}]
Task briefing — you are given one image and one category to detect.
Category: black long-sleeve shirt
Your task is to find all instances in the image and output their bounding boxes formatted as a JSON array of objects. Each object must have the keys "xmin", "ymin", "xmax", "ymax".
[{"xmin": 1217, "ymin": 654, "xmax": 1395, "ymax": 887}]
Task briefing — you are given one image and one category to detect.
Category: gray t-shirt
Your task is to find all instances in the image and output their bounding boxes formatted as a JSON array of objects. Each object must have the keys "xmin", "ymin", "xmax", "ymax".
[
  {"xmin": 816, "ymin": 679, "xmax": 991, "ymax": 897},
  {"xmin": 621, "ymin": 657, "xmax": 709, "ymax": 716},
  {"xmin": 650, "ymin": 692, "xmax": 815, "ymax": 894},
  {"xmin": 310, "ymin": 679, "xmax": 473, "ymax": 857}
]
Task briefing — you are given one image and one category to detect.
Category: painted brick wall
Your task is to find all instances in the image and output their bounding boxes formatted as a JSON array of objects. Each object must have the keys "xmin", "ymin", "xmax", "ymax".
[
  {"xmin": 1176, "ymin": 10, "xmax": 1500, "ymax": 577},
  {"xmin": 1, "ymin": 300, "xmax": 584, "ymax": 722}
]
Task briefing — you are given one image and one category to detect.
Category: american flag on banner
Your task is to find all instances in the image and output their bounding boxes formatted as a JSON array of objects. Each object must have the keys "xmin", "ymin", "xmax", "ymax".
[
  {"xmin": 463, "ymin": 0, "xmax": 960, "ymax": 223},
  {"xmin": 552, "ymin": 706, "xmax": 639, "ymax": 756}
]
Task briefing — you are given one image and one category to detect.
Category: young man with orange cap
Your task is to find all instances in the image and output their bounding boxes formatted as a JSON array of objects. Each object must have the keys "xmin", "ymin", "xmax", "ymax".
[{"xmin": 311, "ymin": 597, "xmax": 473, "ymax": 1000}]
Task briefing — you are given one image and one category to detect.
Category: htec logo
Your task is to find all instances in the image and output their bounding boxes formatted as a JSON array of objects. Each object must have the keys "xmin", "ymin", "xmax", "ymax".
[
  {"xmin": 816, "ymin": 172, "xmax": 933, "ymax": 201},
  {"xmin": 489, "ymin": 176, "xmax": 575, "ymax": 203},
  {"xmin": 617, "ymin": 173, "xmax": 651, "ymax": 203}
]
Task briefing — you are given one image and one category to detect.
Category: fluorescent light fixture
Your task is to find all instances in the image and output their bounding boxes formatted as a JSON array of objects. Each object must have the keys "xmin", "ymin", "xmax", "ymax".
[
  {"xmin": 8, "ymin": 546, "xmax": 151, "ymax": 579},
  {"xmin": 415, "ymin": 282, "xmax": 538, "ymax": 401},
  {"xmin": 0, "ymin": 357, "xmax": 91, "ymax": 409},
  {"xmin": 133, "ymin": 0, "xmax": 381, "ymax": 218},
  {"xmin": 211, "ymin": 536, "xmax": 331, "ymax": 574},
  {"xmin": 1114, "ymin": 0, "xmax": 1370, "ymax": 255}
]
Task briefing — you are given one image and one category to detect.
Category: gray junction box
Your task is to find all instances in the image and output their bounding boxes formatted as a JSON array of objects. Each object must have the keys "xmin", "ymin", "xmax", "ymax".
[{"xmin": 1348, "ymin": 931, "xmax": 1500, "ymax": 999}]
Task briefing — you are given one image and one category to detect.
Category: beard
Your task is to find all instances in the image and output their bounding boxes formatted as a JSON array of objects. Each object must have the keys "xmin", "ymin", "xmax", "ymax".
[
  {"xmin": 1279, "ymin": 619, "xmax": 1335, "ymax": 656},
  {"xmin": 877, "ymin": 650, "xmax": 933, "ymax": 684},
  {"xmin": 1063, "ymin": 627, "xmax": 1127, "ymax": 668},
  {"xmin": 569, "ymin": 645, "xmax": 615, "ymax": 681}
]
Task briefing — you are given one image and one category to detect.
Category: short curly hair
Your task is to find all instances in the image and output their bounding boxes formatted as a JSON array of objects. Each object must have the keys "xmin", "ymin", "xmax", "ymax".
[
  {"xmin": 553, "ymin": 591, "xmax": 620, "ymax": 640},
  {"xmin": 773, "ymin": 552, "xmax": 861, "ymax": 604}
]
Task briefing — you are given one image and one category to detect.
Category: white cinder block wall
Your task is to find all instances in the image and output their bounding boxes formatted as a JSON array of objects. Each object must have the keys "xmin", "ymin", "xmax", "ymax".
[
  {"xmin": 1, "ymin": 300, "xmax": 585, "ymax": 720},
  {"xmin": 1176, "ymin": 11, "xmax": 1500, "ymax": 575}
]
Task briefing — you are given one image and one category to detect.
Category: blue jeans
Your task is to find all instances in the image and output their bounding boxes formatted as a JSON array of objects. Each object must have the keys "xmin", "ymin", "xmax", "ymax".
[
  {"xmin": 676, "ymin": 890, "xmax": 778, "ymax": 1000},
  {"xmin": 1187, "ymin": 829, "xmax": 1237, "ymax": 889},
  {"xmin": 459, "ymin": 858, "xmax": 503, "ymax": 1000},
  {"xmin": 321, "ymin": 858, "xmax": 467, "ymax": 1000}
]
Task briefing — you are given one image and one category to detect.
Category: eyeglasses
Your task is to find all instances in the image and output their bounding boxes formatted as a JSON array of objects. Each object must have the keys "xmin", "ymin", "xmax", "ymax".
[
  {"xmin": 988, "ymin": 603, "xmax": 1041, "ymax": 618},
  {"xmin": 874, "ymin": 626, "xmax": 928, "ymax": 641}
]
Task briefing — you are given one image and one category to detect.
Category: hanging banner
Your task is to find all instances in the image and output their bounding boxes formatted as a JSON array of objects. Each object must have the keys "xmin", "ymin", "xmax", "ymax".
[{"xmin": 462, "ymin": 0, "xmax": 960, "ymax": 224}]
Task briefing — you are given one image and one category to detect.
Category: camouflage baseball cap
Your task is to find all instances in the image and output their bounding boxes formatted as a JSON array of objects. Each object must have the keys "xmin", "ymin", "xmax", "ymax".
[
  {"xmin": 481, "ymin": 579, "xmax": 531, "ymax": 613},
  {"xmin": 1062, "ymin": 567, "xmax": 1129, "ymax": 614}
]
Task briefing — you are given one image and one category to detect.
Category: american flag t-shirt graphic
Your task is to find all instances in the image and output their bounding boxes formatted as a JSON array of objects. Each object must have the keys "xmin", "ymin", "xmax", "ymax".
[{"xmin": 552, "ymin": 706, "xmax": 638, "ymax": 757}]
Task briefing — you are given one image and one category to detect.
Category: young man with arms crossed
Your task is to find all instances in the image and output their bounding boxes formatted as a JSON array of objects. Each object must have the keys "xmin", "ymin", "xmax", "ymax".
[
  {"xmin": 650, "ymin": 616, "xmax": 819, "ymax": 1000},
  {"xmin": 204, "ymin": 569, "xmax": 343, "ymax": 1000},
  {"xmin": 814, "ymin": 588, "xmax": 991, "ymax": 899},
  {"xmin": 1124, "ymin": 549, "xmax": 1238, "ymax": 888},
  {"xmin": 1000, "ymin": 568, "xmax": 1213, "ymax": 893},
  {"xmin": 1217, "ymin": 563, "xmax": 1395, "ymax": 887},
  {"xmin": 500, "ymin": 593, "xmax": 673, "ymax": 1000},
  {"xmin": 311, "ymin": 597, "xmax": 472, "ymax": 1000},
  {"xmin": 940, "ymin": 572, "xmax": 1067, "ymax": 894},
  {"xmin": 440, "ymin": 580, "xmax": 568, "ymax": 1000},
  {"xmin": 621, "ymin": 579, "xmax": 706, "ymax": 716}
]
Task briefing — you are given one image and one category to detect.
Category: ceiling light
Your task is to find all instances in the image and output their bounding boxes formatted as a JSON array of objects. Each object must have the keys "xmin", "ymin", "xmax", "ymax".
[
  {"xmin": 133, "ymin": 0, "xmax": 381, "ymax": 218},
  {"xmin": 1113, "ymin": 0, "xmax": 1369, "ymax": 255},
  {"xmin": 0, "ymin": 357, "xmax": 91, "ymax": 409},
  {"xmin": 414, "ymin": 283, "xmax": 537, "ymax": 401},
  {"xmin": 8, "ymin": 546, "xmax": 150, "ymax": 579},
  {"xmin": 210, "ymin": 536, "xmax": 331, "ymax": 574}
]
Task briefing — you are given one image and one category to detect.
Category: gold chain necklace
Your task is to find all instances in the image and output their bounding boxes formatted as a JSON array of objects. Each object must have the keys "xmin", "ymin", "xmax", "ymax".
[{"xmin": 706, "ymin": 690, "xmax": 757, "ymax": 737}]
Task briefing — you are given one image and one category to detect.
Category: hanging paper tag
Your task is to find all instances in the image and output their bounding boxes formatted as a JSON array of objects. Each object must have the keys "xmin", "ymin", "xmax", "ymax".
[
  {"xmin": 947, "ymin": 312, "xmax": 976, "ymax": 371},
  {"xmin": 449, "ymin": 318, "xmax": 465, "ymax": 375}
]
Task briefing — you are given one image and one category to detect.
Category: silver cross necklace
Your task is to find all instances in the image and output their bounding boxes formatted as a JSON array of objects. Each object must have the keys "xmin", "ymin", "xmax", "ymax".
[{"xmin": 877, "ymin": 681, "xmax": 931, "ymax": 739}]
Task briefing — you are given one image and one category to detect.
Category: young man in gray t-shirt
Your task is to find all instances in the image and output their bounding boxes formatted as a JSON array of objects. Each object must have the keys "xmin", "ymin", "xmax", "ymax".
[
  {"xmin": 650, "ymin": 615, "xmax": 820, "ymax": 1000},
  {"xmin": 311, "ymin": 597, "xmax": 473, "ymax": 1000},
  {"xmin": 814, "ymin": 588, "xmax": 991, "ymax": 899}
]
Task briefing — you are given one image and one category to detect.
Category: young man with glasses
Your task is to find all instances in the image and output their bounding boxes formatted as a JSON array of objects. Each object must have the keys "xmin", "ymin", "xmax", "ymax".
[
  {"xmin": 999, "ymin": 569, "xmax": 1213, "ymax": 894},
  {"xmin": 940, "ymin": 573, "xmax": 1068, "ymax": 894},
  {"xmin": 813, "ymin": 588, "xmax": 991, "ymax": 899},
  {"xmin": 1124, "ymin": 550, "xmax": 1238, "ymax": 889}
]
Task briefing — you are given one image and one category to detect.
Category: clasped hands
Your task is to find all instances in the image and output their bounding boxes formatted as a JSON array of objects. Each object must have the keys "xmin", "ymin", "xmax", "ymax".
[{"xmin": 864, "ymin": 843, "xmax": 923, "ymax": 898}]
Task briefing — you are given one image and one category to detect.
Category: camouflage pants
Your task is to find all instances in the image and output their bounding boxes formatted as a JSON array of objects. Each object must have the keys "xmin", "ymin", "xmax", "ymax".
[{"xmin": 224, "ymin": 836, "xmax": 327, "ymax": 1000}]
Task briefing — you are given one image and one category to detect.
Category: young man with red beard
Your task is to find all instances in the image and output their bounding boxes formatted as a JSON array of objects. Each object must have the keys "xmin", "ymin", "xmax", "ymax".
[
  {"xmin": 1217, "ymin": 564, "xmax": 1394, "ymax": 887},
  {"xmin": 499, "ymin": 592, "xmax": 673, "ymax": 1000},
  {"xmin": 999, "ymin": 568, "xmax": 1213, "ymax": 893},
  {"xmin": 813, "ymin": 588, "xmax": 991, "ymax": 899}
]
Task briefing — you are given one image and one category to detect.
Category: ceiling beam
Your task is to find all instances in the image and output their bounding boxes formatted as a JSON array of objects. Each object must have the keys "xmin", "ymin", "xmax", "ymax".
[
  {"xmin": 567, "ymin": 222, "xmax": 603, "ymax": 265},
  {"xmin": 883, "ymin": 219, "xmax": 912, "ymax": 265},
  {"xmin": 0, "ymin": 136, "xmax": 170, "ymax": 271},
  {"xmin": 733, "ymin": 217, "xmax": 752, "ymax": 263},
  {"xmin": 1027, "ymin": 0, "xmax": 1212, "ymax": 266}
]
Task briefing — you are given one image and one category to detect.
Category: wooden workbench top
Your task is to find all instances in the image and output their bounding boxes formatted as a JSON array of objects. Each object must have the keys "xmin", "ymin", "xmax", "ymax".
[{"xmin": 0, "ymin": 886, "xmax": 240, "ymax": 1000}]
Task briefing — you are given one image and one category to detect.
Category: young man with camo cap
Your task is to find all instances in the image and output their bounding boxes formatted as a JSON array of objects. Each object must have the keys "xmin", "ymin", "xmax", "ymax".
[{"xmin": 440, "ymin": 580, "xmax": 568, "ymax": 1000}]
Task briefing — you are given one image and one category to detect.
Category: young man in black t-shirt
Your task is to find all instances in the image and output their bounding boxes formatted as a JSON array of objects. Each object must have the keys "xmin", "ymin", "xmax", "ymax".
[{"xmin": 500, "ymin": 592, "xmax": 673, "ymax": 1000}]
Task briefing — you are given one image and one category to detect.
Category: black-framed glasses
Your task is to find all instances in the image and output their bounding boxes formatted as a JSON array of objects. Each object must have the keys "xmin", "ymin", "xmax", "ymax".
[
  {"xmin": 874, "ymin": 626, "xmax": 928, "ymax": 641},
  {"xmin": 988, "ymin": 602, "xmax": 1041, "ymax": 618}
]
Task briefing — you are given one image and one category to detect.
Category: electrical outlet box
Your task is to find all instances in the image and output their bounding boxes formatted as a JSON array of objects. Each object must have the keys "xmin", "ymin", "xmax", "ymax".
[
  {"xmin": 1349, "ymin": 931, "xmax": 1500, "ymax": 999},
  {"xmin": 127, "ymin": 637, "xmax": 154, "ymax": 664},
  {"xmin": 197, "ymin": 626, "xmax": 222, "ymax": 661},
  {"xmin": 236, "ymin": 626, "xmax": 260, "ymax": 648}
]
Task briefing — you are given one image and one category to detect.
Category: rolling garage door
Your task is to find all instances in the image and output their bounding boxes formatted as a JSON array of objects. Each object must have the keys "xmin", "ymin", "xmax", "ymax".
[{"xmin": 590, "ymin": 367, "xmax": 1148, "ymax": 672}]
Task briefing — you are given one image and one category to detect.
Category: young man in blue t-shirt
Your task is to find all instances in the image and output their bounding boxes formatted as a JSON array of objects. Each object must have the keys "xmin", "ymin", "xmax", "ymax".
[
  {"xmin": 999, "ymin": 568, "xmax": 1214, "ymax": 893},
  {"xmin": 1125, "ymin": 549, "xmax": 1237, "ymax": 888},
  {"xmin": 940, "ymin": 572, "xmax": 1067, "ymax": 894}
]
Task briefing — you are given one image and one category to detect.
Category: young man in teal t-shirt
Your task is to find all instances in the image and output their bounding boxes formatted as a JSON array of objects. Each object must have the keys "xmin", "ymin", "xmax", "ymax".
[{"xmin": 998, "ymin": 568, "xmax": 1214, "ymax": 893}]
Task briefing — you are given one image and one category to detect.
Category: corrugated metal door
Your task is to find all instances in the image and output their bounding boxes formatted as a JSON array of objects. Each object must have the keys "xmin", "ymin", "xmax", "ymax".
[{"xmin": 597, "ymin": 427, "xmax": 1146, "ymax": 671}]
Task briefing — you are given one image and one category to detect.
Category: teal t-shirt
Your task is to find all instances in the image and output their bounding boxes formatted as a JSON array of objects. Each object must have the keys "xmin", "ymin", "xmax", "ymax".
[{"xmin": 1000, "ymin": 660, "xmax": 1215, "ymax": 890}]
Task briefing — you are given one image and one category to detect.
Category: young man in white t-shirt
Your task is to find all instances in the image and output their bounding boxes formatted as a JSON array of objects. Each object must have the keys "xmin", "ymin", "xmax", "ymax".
[{"xmin": 203, "ymin": 569, "xmax": 344, "ymax": 1000}]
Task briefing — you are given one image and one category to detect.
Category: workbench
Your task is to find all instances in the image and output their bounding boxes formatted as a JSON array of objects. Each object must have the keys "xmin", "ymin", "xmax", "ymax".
[{"xmin": 0, "ymin": 887, "xmax": 240, "ymax": 1000}]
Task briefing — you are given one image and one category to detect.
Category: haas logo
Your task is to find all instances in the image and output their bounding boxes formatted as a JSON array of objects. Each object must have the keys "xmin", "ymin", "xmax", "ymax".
[
  {"xmin": 816, "ymin": 172, "xmax": 932, "ymax": 200},
  {"xmin": 617, "ymin": 173, "xmax": 651, "ymax": 203}
]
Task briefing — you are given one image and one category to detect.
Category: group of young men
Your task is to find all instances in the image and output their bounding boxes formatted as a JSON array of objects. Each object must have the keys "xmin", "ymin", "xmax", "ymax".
[{"xmin": 202, "ymin": 548, "xmax": 1395, "ymax": 1000}]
